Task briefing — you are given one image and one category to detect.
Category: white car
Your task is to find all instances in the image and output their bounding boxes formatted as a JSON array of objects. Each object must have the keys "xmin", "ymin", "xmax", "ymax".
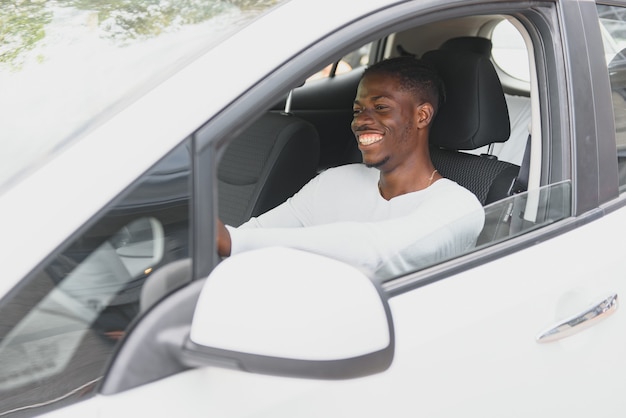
[{"xmin": 2, "ymin": 0, "xmax": 626, "ymax": 416}]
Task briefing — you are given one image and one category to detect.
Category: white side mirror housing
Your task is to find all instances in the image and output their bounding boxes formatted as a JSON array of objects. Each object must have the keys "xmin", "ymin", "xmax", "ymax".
[{"xmin": 182, "ymin": 247, "xmax": 394, "ymax": 379}]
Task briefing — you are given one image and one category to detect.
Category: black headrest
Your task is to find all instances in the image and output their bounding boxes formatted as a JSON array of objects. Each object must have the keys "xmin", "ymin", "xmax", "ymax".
[
  {"xmin": 440, "ymin": 36, "xmax": 493, "ymax": 57},
  {"xmin": 423, "ymin": 49, "xmax": 510, "ymax": 150}
]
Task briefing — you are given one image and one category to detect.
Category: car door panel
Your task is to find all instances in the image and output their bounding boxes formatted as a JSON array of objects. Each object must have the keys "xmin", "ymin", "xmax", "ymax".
[
  {"xmin": 58, "ymin": 200, "xmax": 626, "ymax": 418},
  {"xmin": 384, "ymin": 208, "xmax": 626, "ymax": 416}
]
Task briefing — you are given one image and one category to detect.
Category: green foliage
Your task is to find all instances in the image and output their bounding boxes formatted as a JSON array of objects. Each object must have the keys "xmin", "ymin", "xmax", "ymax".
[
  {"xmin": 0, "ymin": 0, "xmax": 282, "ymax": 68},
  {"xmin": 67, "ymin": 0, "xmax": 231, "ymax": 41},
  {"xmin": 0, "ymin": 1, "xmax": 52, "ymax": 68}
]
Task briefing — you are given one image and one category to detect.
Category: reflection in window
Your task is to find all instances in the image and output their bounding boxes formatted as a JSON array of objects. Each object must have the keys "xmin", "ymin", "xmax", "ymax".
[
  {"xmin": 0, "ymin": 140, "xmax": 191, "ymax": 417},
  {"xmin": 0, "ymin": 0, "xmax": 288, "ymax": 193},
  {"xmin": 307, "ymin": 44, "xmax": 372, "ymax": 81}
]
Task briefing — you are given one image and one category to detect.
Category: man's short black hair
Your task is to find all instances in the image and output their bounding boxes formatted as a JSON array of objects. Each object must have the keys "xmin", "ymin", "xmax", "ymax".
[{"xmin": 362, "ymin": 56, "xmax": 446, "ymax": 114}]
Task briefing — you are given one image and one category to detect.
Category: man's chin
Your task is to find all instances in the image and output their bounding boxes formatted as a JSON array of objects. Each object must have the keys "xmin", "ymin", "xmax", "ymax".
[{"xmin": 364, "ymin": 156, "xmax": 389, "ymax": 169}]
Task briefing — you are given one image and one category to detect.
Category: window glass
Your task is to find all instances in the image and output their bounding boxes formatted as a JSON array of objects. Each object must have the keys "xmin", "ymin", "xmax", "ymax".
[
  {"xmin": 0, "ymin": 141, "xmax": 191, "ymax": 416},
  {"xmin": 476, "ymin": 181, "xmax": 571, "ymax": 249},
  {"xmin": 596, "ymin": 4, "xmax": 626, "ymax": 191},
  {"xmin": 491, "ymin": 20, "xmax": 530, "ymax": 82},
  {"xmin": 0, "ymin": 0, "xmax": 287, "ymax": 193},
  {"xmin": 374, "ymin": 181, "xmax": 572, "ymax": 285},
  {"xmin": 307, "ymin": 44, "xmax": 372, "ymax": 81}
]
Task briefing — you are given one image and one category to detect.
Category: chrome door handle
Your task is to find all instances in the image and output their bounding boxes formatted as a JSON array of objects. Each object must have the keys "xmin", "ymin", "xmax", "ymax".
[{"xmin": 536, "ymin": 294, "xmax": 618, "ymax": 343}]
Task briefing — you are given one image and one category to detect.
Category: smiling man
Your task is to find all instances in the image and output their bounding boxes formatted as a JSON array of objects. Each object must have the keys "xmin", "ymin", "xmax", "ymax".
[
  {"xmin": 217, "ymin": 57, "xmax": 484, "ymax": 279},
  {"xmin": 352, "ymin": 57, "xmax": 443, "ymax": 199}
]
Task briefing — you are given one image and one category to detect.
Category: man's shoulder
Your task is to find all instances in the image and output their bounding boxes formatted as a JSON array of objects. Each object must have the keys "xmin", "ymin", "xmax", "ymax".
[
  {"xmin": 434, "ymin": 178, "xmax": 474, "ymax": 194},
  {"xmin": 431, "ymin": 178, "xmax": 482, "ymax": 208}
]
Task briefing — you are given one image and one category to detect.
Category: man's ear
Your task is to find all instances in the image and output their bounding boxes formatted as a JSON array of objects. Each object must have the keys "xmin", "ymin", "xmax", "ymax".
[{"xmin": 416, "ymin": 102, "xmax": 435, "ymax": 128}]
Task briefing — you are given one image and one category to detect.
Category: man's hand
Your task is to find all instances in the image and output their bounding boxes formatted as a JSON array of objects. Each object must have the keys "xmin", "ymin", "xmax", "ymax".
[{"xmin": 217, "ymin": 219, "xmax": 232, "ymax": 257}]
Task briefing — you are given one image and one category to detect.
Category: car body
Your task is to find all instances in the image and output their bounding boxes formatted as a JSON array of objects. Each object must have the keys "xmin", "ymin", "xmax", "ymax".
[{"xmin": 2, "ymin": 0, "xmax": 626, "ymax": 416}]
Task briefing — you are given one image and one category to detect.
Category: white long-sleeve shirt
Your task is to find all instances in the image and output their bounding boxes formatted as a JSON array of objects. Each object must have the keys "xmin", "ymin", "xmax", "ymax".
[{"xmin": 227, "ymin": 164, "xmax": 484, "ymax": 280}]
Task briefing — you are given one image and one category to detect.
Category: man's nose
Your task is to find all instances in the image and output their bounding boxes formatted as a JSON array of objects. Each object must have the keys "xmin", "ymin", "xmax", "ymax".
[{"xmin": 352, "ymin": 108, "xmax": 374, "ymax": 127}]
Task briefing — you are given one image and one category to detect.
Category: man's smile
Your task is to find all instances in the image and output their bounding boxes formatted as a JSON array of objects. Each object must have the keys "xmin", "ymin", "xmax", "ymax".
[{"xmin": 357, "ymin": 133, "xmax": 384, "ymax": 146}]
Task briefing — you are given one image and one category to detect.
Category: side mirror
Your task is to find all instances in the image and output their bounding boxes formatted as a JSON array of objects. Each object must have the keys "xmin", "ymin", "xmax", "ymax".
[
  {"xmin": 181, "ymin": 247, "xmax": 394, "ymax": 379},
  {"xmin": 113, "ymin": 216, "xmax": 165, "ymax": 277}
]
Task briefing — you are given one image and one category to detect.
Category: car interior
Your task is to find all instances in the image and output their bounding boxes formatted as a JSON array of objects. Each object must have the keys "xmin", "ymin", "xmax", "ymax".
[{"xmin": 217, "ymin": 13, "xmax": 560, "ymax": 255}]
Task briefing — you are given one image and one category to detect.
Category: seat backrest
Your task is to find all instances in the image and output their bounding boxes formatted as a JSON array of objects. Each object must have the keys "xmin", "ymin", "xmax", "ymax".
[
  {"xmin": 422, "ymin": 49, "xmax": 519, "ymax": 205},
  {"xmin": 218, "ymin": 111, "xmax": 320, "ymax": 226}
]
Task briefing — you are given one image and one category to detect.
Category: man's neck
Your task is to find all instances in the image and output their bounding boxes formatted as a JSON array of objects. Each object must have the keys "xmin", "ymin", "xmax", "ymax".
[{"xmin": 377, "ymin": 162, "xmax": 439, "ymax": 200}]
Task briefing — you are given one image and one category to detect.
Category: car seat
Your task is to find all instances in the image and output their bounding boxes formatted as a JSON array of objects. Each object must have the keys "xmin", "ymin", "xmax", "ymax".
[
  {"xmin": 218, "ymin": 111, "xmax": 320, "ymax": 226},
  {"xmin": 439, "ymin": 36, "xmax": 532, "ymax": 166},
  {"xmin": 422, "ymin": 48, "xmax": 520, "ymax": 205}
]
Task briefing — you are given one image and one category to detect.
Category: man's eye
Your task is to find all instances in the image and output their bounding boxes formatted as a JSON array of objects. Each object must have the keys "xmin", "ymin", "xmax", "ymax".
[
  {"xmin": 352, "ymin": 109, "xmax": 362, "ymax": 116},
  {"xmin": 375, "ymin": 105, "xmax": 388, "ymax": 111}
]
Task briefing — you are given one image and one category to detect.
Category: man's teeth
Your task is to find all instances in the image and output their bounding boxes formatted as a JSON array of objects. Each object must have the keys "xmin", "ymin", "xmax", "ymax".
[{"xmin": 358, "ymin": 134, "xmax": 383, "ymax": 145}]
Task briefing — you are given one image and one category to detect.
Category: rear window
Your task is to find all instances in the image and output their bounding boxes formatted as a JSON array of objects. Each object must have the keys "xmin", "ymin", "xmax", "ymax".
[{"xmin": 491, "ymin": 20, "xmax": 529, "ymax": 82}]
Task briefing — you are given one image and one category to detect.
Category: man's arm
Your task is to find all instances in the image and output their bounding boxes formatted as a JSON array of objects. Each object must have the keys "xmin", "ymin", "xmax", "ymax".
[
  {"xmin": 216, "ymin": 173, "xmax": 320, "ymax": 257},
  {"xmin": 227, "ymin": 188, "xmax": 484, "ymax": 277}
]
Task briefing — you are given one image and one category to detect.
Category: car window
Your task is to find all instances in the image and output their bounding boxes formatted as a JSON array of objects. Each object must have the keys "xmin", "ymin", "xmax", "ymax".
[
  {"xmin": 476, "ymin": 181, "xmax": 571, "ymax": 248},
  {"xmin": 307, "ymin": 44, "xmax": 372, "ymax": 81},
  {"xmin": 0, "ymin": 140, "xmax": 191, "ymax": 417},
  {"xmin": 491, "ymin": 20, "xmax": 530, "ymax": 83},
  {"xmin": 596, "ymin": 4, "xmax": 626, "ymax": 192},
  {"xmin": 0, "ymin": 0, "xmax": 287, "ymax": 195}
]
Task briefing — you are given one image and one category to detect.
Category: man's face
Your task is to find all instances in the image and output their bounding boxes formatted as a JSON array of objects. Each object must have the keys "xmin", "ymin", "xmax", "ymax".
[{"xmin": 351, "ymin": 72, "xmax": 422, "ymax": 170}]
